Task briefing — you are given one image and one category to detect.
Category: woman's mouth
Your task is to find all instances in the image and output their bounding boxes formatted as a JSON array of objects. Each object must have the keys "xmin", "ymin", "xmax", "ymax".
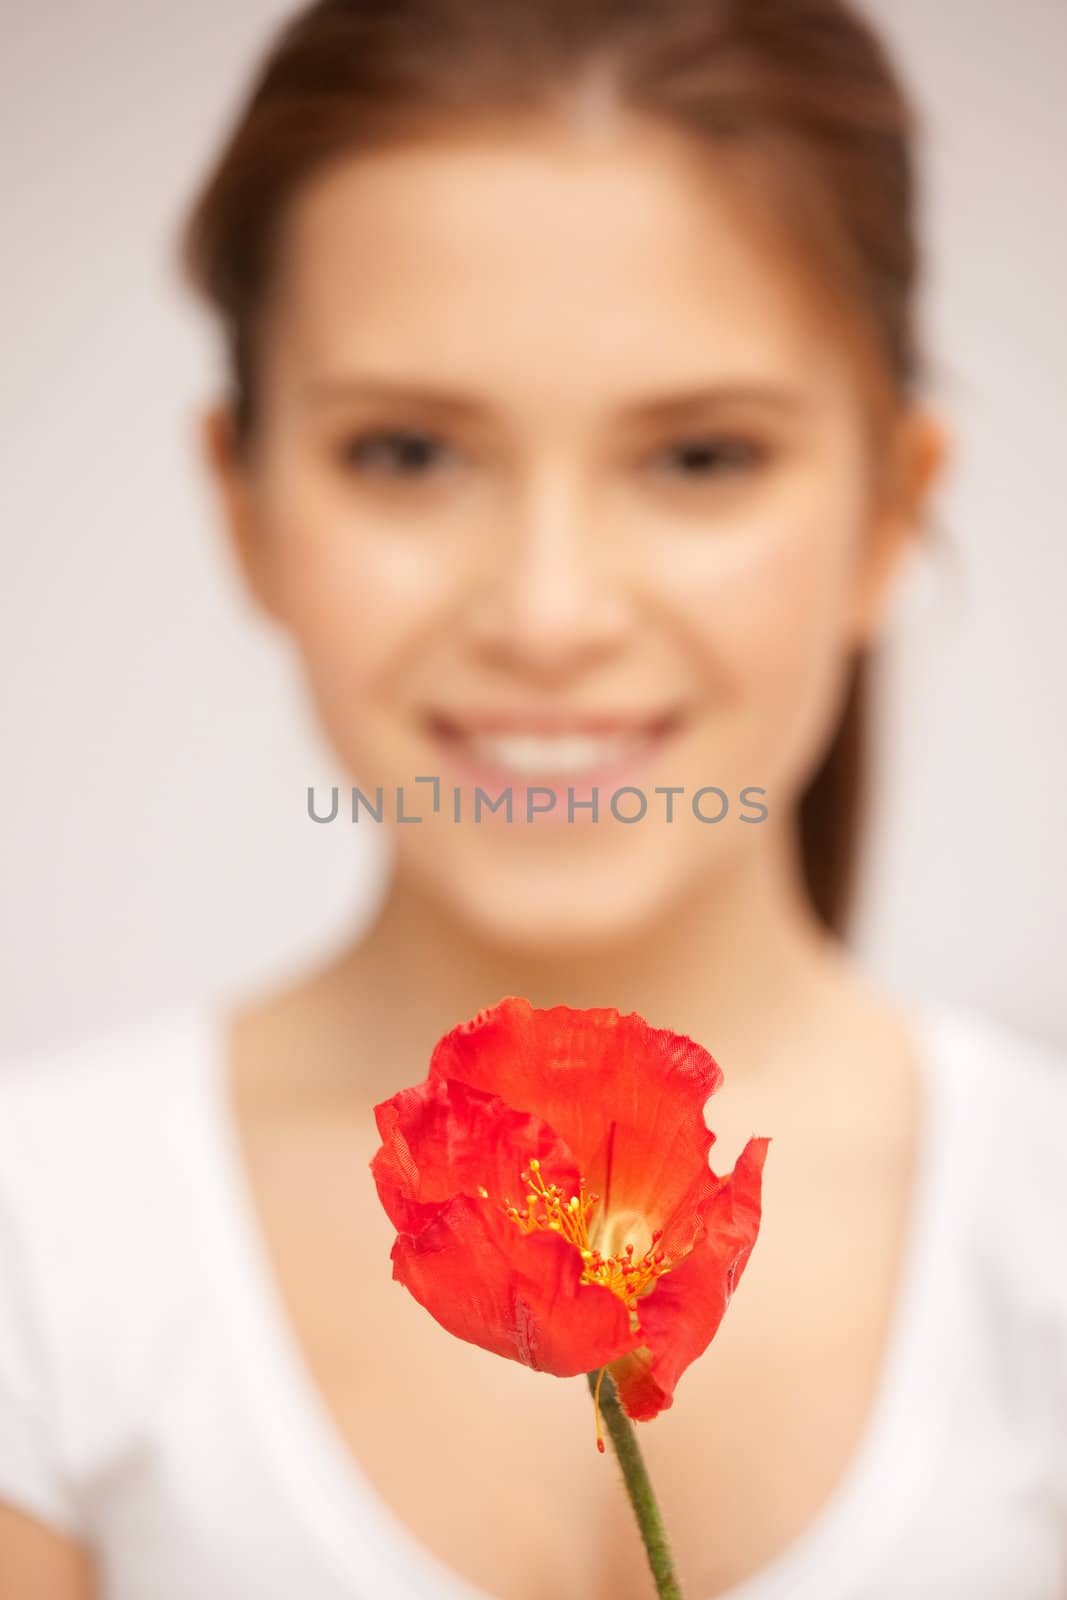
[
  {"xmin": 424, "ymin": 710, "xmax": 685, "ymax": 823},
  {"xmin": 460, "ymin": 729, "xmax": 653, "ymax": 774}
]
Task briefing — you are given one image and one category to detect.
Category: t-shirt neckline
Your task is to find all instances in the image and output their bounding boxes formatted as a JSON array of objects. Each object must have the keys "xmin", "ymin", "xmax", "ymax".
[{"xmin": 188, "ymin": 999, "xmax": 963, "ymax": 1600}]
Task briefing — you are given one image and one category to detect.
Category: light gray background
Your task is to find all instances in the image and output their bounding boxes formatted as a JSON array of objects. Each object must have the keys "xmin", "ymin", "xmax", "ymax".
[{"xmin": 2, "ymin": 0, "xmax": 1064, "ymax": 1060}]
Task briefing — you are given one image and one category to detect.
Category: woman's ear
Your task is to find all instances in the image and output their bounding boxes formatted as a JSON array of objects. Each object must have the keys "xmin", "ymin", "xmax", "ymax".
[
  {"xmin": 198, "ymin": 404, "xmax": 286, "ymax": 626},
  {"xmin": 847, "ymin": 405, "xmax": 951, "ymax": 650}
]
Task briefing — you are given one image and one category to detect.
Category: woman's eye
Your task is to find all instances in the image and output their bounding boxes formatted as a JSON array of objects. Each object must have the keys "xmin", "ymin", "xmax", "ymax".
[
  {"xmin": 656, "ymin": 436, "xmax": 767, "ymax": 479},
  {"xmin": 338, "ymin": 427, "xmax": 452, "ymax": 478}
]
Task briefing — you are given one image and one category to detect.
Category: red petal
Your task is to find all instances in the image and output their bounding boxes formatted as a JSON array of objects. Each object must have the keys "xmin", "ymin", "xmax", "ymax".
[
  {"xmin": 428, "ymin": 997, "xmax": 724, "ymax": 1243},
  {"xmin": 391, "ymin": 1190, "xmax": 639, "ymax": 1375},
  {"xmin": 610, "ymin": 1135, "xmax": 769, "ymax": 1421},
  {"xmin": 371, "ymin": 1075, "xmax": 580, "ymax": 1236}
]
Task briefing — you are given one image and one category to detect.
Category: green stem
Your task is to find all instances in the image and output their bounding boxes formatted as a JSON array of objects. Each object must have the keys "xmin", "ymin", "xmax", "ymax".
[{"xmin": 585, "ymin": 1368, "xmax": 686, "ymax": 1599}]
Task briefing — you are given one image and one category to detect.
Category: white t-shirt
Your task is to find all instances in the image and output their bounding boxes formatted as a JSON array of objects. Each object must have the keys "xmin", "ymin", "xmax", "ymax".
[{"xmin": 0, "ymin": 1001, "xmax": 1065, "ymax": 1600}]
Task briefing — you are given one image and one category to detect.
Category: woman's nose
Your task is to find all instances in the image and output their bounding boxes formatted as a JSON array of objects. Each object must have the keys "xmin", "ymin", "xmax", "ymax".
[{"xmin": 464, "ymin": 474, "xmax": 634, "ymax": 681}]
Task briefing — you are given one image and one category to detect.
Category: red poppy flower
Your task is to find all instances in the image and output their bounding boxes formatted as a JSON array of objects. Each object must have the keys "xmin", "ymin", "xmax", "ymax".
[{"xmin": 370, "ymin": 996, "xmax": 769, "ymax": 1427}]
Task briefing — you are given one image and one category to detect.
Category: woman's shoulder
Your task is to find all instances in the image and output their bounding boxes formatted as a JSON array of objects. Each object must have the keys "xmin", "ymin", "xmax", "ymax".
[
  {"xmin": 0, "ymin": 1005, "xmax": 223, "ymax": 1530},
  {"xmin": 923, "ymin": 1000, "xmax": 1067, "ymax": 1308},
  {"xmin": 0, "ymin": 1003, "xmax": 221, "ymax": 1297},
  {"xmin": 0, "ymin": 1005, "xmax": 217, "ymax": 1190},
  {"xmin": 926, "ymin": 1000, "xmax": 1067, "ymax": 1143},
  {"xmin": 922, "ymin": 1003, "xmax": 1067, "ymax": 1462}
]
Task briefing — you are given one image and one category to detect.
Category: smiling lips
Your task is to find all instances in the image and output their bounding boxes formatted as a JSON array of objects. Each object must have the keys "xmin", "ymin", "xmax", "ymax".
[{"xmin": 429, "ymin": 708, "xmax": 682, "ymax": 779}]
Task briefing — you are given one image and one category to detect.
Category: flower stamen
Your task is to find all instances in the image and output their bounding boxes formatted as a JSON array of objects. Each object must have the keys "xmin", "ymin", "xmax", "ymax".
[{"xmin": 478, "ymin": 1155, "xmax": 678, "ymax": 1316}]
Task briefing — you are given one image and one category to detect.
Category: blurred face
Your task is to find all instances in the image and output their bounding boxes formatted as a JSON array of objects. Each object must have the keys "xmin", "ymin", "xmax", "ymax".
[{"xmin": 209, "ymin": 115, "xmax": 939, "ymax": 954}]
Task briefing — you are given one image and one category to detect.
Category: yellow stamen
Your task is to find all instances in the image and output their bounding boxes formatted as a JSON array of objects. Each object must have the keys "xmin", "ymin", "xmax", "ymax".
[{"xmin": 483, "ymin": 1159, "xmax": 682, "ymax": 1311}]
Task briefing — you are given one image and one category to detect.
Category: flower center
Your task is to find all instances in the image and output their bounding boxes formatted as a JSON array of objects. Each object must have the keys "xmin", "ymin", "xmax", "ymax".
[{"xmin": 478, "ymin": 1156, "xmax": 675, "ymax": 1326}]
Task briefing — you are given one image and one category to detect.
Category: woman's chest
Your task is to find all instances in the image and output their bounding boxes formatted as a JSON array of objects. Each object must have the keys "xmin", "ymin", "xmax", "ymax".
[{"xmin": 232, "ymin": 1110, "xmax": 919, "ymax": 1600}]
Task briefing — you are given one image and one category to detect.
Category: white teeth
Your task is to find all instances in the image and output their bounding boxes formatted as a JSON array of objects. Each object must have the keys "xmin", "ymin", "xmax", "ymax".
[{"xmin": 464, "ymin": 732, "xmax": 648, "ymax": 774}]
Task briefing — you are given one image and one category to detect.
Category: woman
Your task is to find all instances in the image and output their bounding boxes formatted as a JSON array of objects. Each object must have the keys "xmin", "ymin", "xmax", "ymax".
[{"xmin": 1, "ymin": 0, "xmax": 1064, "ymax": 1596}]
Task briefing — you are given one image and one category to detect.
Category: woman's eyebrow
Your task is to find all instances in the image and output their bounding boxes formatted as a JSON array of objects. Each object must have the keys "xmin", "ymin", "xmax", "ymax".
[
  {"xmin": 618, "ymin": 384, "xmax": 810, "ymax": 425},
  {"xmin": 301, "ymin": 374, "xmax": 809, "ymax": 422},
  {"xmin": 301, "ymin": 376, "xmax": 488, "ymax": 419}
]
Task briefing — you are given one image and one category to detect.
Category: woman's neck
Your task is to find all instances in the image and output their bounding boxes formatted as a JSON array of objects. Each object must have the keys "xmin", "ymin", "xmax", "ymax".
[{"xmin": 299, "ymin": 812, "xmax": 857, "ymax": 1106}]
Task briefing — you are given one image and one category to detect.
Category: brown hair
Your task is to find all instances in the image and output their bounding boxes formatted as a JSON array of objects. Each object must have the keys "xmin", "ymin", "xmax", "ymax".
[{"xmin": 179, "ymin": 0, "xmax": 924, "ymax": 941}]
